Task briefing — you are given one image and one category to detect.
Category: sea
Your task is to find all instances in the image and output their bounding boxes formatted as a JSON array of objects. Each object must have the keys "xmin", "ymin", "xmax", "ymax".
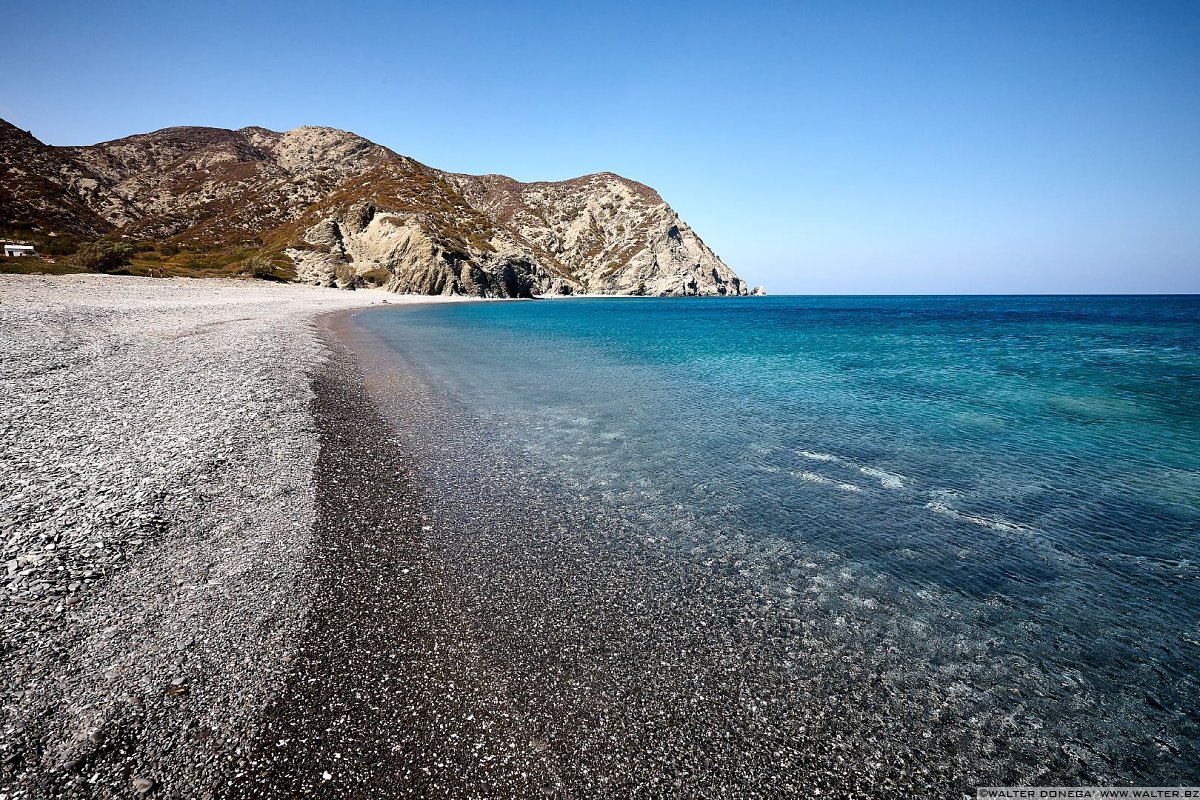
[{"xmin": 350, "ymin": 295, "xmax": 1200, "ymax": 794}]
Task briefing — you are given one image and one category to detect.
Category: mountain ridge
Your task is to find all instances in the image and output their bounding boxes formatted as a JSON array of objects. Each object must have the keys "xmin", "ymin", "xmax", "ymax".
[{"xmin": 0, "ymin": 119, "xmax": 759, "ymax": 297}]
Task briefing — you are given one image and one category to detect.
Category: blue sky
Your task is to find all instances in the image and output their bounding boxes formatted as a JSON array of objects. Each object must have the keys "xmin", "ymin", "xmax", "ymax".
[{"xmin": 3, "ymin": 0, "xmax": 1198, "ymax": 293}]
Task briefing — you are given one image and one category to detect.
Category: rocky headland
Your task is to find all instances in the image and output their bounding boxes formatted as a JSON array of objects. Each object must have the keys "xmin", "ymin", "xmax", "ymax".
[{"xmin": 1, "ymin": 120, "xmax": 763, "ymax": 298}]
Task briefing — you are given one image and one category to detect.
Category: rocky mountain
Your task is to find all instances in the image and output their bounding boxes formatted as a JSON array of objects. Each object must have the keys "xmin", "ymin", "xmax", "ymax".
[
  {"xmin": 1, "ymin": 119, "xmax": 760, "ymax": 297},
  {"xmin": 0, "ymin": 121, "xmax": 115, "ymax": 238}
]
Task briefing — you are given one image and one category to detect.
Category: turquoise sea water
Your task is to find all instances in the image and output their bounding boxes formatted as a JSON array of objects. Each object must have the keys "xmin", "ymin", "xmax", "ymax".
[{"xmin": 357, "ymin": 295, "xmax": 1200, "ymax": 786}]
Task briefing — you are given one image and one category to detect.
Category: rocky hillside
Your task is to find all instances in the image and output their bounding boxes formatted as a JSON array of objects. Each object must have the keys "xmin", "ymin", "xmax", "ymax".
[
  {"xmin": 0, "ymin": 121, "xmax": 115, "ymax": 238},
  {"xmin": 1, "ymin": 119, "xmax": 760, "ymax": 297}
]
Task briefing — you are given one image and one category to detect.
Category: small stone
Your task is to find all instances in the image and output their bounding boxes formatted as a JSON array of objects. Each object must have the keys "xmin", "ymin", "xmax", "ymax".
[{"xmin": 132, "ymin": 776, "xmax": 154, "ymax": 793}]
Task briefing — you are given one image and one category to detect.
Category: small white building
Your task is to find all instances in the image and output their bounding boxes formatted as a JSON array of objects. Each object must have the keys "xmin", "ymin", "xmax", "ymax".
[{"xmin": 4, "ymin": 244, "xmax": 37, "ymax": 257}]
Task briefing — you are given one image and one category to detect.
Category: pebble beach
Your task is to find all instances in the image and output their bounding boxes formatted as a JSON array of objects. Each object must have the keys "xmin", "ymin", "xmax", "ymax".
[{"xmin": 0, "ymin": 275, "xmax": 395, "ymax": 798}]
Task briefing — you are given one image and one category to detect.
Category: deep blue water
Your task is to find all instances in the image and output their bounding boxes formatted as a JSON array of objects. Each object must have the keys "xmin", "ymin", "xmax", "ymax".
[{"xmin": 357, "ymin": 295, "xmax": 1200, "ymax": 783}]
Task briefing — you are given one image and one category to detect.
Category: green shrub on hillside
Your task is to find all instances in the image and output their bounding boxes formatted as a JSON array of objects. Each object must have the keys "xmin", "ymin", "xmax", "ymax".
[{"xmin": 70, "ymin": 241, "xmax": 134, "ymax": 273}]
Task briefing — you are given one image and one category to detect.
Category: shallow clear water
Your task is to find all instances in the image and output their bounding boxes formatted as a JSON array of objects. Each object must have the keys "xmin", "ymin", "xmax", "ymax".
[{"xmin": 357, "ymin": 295, "xmax": 1200, "ymax": 786}]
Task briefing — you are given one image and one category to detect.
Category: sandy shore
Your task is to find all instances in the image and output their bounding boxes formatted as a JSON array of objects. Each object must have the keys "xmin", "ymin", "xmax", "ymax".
[{"xmin": 0, "ymin": 275, "xmax": 456, "ymax": 798}]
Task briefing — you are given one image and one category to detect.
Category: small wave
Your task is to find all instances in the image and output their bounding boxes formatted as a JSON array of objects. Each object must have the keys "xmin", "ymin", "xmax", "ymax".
[
  {"xmin": 798, "ymin": 451, "xmax": 907, "ymax": 489},
  {"xmin": 797, "ymin": 450, "xmax": 842, "ymax": 463},
  {"xmin": 859, "ymin": 466, "xmax": 905, "ymax": 489},
  {"xmin": 1049, "ymin": 394, "xmax": 1147, "ymax": 420},
  {"xmin": 1092, "ymin": 347, "xmax": 1154, "ymax": 358},
  {"xmin": 793, "ymin": 471, "xmax": 863, "ymax": 493},
  {"xmin": 925, "ymin": 500, "xmax": 1028, "ymax": 532}
]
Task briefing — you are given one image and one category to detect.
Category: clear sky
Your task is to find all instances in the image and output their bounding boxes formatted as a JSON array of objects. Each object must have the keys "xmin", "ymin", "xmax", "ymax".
[{"xmin": 3, "ymin": 1, "xmax": 1198, "ymax": 293}]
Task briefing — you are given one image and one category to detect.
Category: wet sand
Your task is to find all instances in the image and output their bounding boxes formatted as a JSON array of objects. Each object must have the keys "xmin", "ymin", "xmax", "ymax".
[{"xmin": 230, "ymin": 316, "xmax": 553, "ymax": 797}]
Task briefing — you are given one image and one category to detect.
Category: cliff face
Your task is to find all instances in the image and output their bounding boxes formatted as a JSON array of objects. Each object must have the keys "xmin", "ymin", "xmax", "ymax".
[
  {"xmin": 1, "ymin": 120, "xmax": 754, "ymax": 297},
  {"xmin": 452, "ymin": 173, "xmax": 748, "ymax": 296}
]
